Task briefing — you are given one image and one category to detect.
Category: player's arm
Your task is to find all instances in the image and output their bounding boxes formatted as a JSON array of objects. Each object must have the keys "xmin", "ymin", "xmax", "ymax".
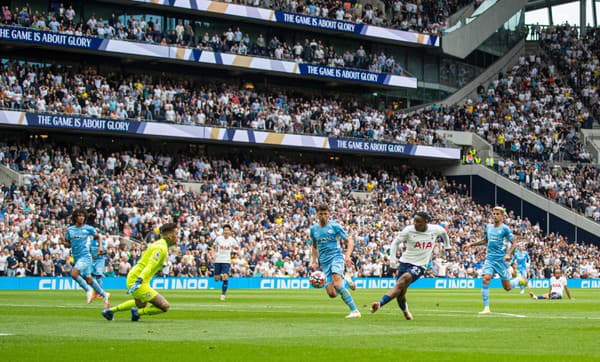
[
  {"xmin": 63, "ymin": 230, "xmax": 71, "ymax": 248},
  {"xmin": 138, "ymin": 246, "xmax": 166, "ymax": 281},
  {"xmin": 389, "ymin": 228, "xmax": 408, "ymax": 268},
  {"xmin": 97, "ymin": 233, "xmax": 104, "ymax": 255},
  {"xmin": 464, "ymin": 238, "xmax": 486, "ymax": 249},
  {"xmin": 342, "ymin": 236, "xmax": 354, "ymax": 266},
  {"xmin": 504, "ymin": 239, "xmax": 517, "ymax": 262}
]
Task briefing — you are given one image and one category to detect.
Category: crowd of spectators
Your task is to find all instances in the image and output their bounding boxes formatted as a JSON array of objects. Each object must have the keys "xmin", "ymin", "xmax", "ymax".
[
  {"xmin": 494, "ymin": 158, "xmax": 600, "ymax": 220},
  {"xmin": 2, "ymin": 28, "xmax": 600, "ymax": 220},
  {"xmin": 1, "ymin": 0, "xmax": 475, "ymax": 36},
  {"xmin": 0, "ymin": 140, "xmax": 597, "ymax": 280},
  {"xmin": 540, "ymin": 25, "xmax": 600, "ymax": 126},
  {"xmin": 1, "ymin": 4, "xmax": 409, "ymax": 76},
  {"xmin": 0, "ymin": 59, "xmax": 445, "ymax": 145},
  {"xmin": 221, "ymin": 0, "xmax": 474, "ymax": 34}
]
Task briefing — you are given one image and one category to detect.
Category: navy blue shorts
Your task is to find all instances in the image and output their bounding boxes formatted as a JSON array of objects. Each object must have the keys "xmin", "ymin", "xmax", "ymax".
[
  {"xmin": 214, "ymin": 263, "xmax": 231, "ymax": 276},
  {"xmin": 549, "ymin": 292, "xmax": 562, "ymax": 300},
  {"xmin": 397, "ymin": 262, "xmax": 425, "ymax": 284}
]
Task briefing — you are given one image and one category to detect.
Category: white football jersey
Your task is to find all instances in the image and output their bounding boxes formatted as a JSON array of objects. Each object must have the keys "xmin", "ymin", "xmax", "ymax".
[
  {"xmin": 391, "ymin": 224, "xmax": 450, "ymax": 267},
  {"xmin": 213, "ymin": 236, "xmax": 238, "ymax": 263},
  {"xmin": 550, "ymin": 276, "xmax": 567, "ymax": 297}
]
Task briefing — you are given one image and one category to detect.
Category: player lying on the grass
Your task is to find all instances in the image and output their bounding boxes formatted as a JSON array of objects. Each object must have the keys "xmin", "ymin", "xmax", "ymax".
[
  {"xmin": 310, "ymin": 203, "xmax": 361, "ymax": 319},
  {"xmin": 64, "ymin": 208, "xmax": 110, "ymax": 307},
  {"xmin": 102, "ymin": 223, "xmax": 178, "ymax": 322},
  {"xmin": 463, "ymin": 206, "xmax": 528, "ymax": 315},
  {"xmin": 370, "ymin": 212, "xmax": 450, "ymax": 320},
  {"xmin": 530, "ymin": 269, "xmax": 573, "ymax": 300}
]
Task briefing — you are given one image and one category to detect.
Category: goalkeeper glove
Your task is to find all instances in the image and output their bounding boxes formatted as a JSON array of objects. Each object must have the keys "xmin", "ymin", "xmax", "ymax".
[{"xmin": 126, "ymin": 277, "xmax": 143, "ymax": 294}]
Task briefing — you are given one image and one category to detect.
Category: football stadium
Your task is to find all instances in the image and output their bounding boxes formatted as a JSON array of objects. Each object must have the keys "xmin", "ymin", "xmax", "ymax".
[{"xmin": 0, "ymin": 0, "xmax": 599, "ymax": 360}]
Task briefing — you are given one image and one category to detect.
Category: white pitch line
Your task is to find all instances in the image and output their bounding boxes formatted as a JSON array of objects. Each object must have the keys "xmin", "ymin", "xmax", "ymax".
[
  {"xmin": 0, "ymin": 333, "xmax": 14, "ymax": 336},
  {"xmin": 423, "ymin": 309, "xmax": 526, "ymax": 317},
  {"xmin": 491, "ymin": 312, "xmax": 527, "ymax": 318}
]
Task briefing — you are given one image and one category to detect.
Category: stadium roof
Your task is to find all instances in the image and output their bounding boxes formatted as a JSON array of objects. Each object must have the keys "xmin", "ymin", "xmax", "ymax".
[{"xmin": 525, "ymin": 0, "xmax": 578, "ymax": 11}]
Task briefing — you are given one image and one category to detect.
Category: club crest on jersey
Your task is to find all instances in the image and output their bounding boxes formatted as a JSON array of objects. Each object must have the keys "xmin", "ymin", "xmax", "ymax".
[{"xmin": 328, "ymin": 229, "xmax": 334, "ymax": 234}]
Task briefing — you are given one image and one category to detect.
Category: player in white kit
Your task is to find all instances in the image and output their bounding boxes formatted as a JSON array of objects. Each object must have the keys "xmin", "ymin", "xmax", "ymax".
[
  {"xmin": 530, "ymin": 269, "xmax": 572, "ymax": 300},
  {"xmin": 212, "ymin": 224, "xmax": 239, "ymax": 301},
  {"xmin": 370, "ymin": 212, "xmax": 450, "ymax": 319}
]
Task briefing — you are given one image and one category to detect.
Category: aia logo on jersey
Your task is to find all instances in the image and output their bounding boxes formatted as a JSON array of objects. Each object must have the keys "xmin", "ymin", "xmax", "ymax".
[{"xmin": 414, "ymin": 242, "xmax": 432, "ymax": 249}]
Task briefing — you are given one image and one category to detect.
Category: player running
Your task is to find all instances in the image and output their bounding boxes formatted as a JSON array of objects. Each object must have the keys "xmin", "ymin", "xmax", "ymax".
[
  {"xmin": 212, "ymin": 224, "xmax": 239, "ymax": 301},
  {"xmin": 64, "ymin": 208, "xmax": 110, "ymax": 307},
  {"xmin": 370, "ymin": 212, "xmax": 450, "ymax": 320},
  {"xmin": 101, "ymin": 223, "xmax": 178, "ymax": 321},
  {"xmin": 310, "ymin": 204, "xmax": 361, "ymax": 319},
  {"xmin": 511, "ymin": 243, "xmax": 530, "ymax": 294},
  {"xmin": 87, "ymin": 208, "xmax": 107, "ymax": 289},
  {"xmin": 463, "ymin": 206, "xmax": 527, "ymax": 314}
]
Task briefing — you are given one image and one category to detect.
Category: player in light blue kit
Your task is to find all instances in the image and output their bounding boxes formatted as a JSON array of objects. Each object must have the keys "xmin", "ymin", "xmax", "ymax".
[
  {"xmin": 511, "ymin": 244, "xmax": 530, "ymax": 294},
  {"xmin": 464, "ymin": 206, "xmax": 526, "ymax": 314},
  {"xmin": 87, "ymin": 208, "xmax": 107, "ymax": 288},
  {"xmin": 310, "ymin": 204, "xmax": 361, "ymax": 319},
  {"xmin": 64, "ymin": 208, "xmax": 110, "ymax": 308}
]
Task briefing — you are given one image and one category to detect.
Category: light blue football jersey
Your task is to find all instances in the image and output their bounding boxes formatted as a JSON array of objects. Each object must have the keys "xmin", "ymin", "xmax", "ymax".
[
  {"xmin": 484, "ymin": 223, "xmax": 514, "ymax": 261},
  {"xmin": 89, "ymin": 235, "xmax": 107, "ymax": 260},
  {"xmin": 512, "ymin": 250, "xmax": 530, "ymax": 269},
  {"xmin": 65, "ymin": 225, "xmax": 96, "ymax": 261},
  {"xmin": 310, "ymin": 221, "xmax": 347, "ymax": 263}
]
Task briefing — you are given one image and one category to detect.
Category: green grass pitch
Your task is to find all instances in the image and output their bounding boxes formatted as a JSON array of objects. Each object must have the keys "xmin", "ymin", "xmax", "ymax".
[{"xmin": 0, "ymin": 288, "xmax": 598, "ymax": 361}]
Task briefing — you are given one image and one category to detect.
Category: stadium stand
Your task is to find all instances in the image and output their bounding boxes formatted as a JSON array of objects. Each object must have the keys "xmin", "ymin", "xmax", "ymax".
[{"xmin": 0, "ymin": 138, "xmax": 597, "ymax": 279}]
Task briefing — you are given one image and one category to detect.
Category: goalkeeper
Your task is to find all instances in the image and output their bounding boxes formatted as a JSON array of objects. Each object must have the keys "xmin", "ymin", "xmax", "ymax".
[{"xmin": 102, "ymin": 223, "xmax": 178, "ymax": 322}]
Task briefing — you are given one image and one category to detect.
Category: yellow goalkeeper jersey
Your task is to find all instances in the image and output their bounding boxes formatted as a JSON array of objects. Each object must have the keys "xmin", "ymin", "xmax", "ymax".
[{"xmin": 129, "ymin": 238, "xmax": 168, "ymax": 282}]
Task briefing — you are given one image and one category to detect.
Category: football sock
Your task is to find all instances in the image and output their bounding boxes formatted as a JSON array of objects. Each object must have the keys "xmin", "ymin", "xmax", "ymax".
[
  {"xmin": 75, "ymin": 275, "xmax": 91, "ymax": 291},
  {"xmin": 378, "ymin": 295, "xmax": 392, "ymax": 307},
  {"xmin": 482, "ymin": 284, "xmax": 490, "ymax": 308},
  {"xmin": 222, "ymin": 280, "xmax": 229, "ymax": 295},
  {"xmin": 90, "ymin": 279, "xmax": 106, "ymax": 297},
  {"xmin": 95, "ymin": 276, "xmax": 103, "ymax": 287},
  {"xmin": 336, "ymin": 285, "xmax": 357, "ymax": 311},
  {"xmin": 139, "ymin": 305, "xmax": 164, "ymax": 316},
  {"xmin": 344, "ymin": 274, "xmax": 354, "ymax": 286},
  {"xmin": 111, "ymin": 299, "xmax": 136, "ymax": 313},
  {"xmin": 397, "ymin": 297, "xmax": 407, "ymax": 311}
]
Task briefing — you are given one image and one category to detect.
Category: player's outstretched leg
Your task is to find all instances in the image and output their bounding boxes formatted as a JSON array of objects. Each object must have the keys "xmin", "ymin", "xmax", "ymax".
[
  {"xmin": 371, "ymin": 273, "xmax": 412, "ymax": 316},
  {"xmin": 135, "ymin": 294, "xmax": 170, "ymax": 321},
  {"xmin": 102, "ymin": 299, "xmax": 137, "ymax": 320}
]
